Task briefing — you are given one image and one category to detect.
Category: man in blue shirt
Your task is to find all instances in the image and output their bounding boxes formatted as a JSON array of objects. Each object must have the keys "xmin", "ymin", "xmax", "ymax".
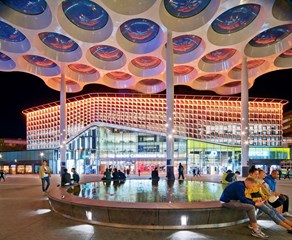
[
  {"xmin": 220, "ymin": 177, "xmax": 268, "ymax": 239},
  {"xmin": 264, "ymin": 170, "xmax": 291, "ymax": 217}
]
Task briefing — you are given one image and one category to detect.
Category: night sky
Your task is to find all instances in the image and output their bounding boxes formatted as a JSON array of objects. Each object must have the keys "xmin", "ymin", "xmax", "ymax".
[{"xmin": 0, "ymin": 68, "xmax": 291, "ymax": 139}]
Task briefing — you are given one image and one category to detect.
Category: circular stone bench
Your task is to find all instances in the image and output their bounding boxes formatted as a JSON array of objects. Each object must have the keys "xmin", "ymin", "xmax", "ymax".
[{"xmin": 47, "ymin": 182, "xmax": 250, "ymax": 229}]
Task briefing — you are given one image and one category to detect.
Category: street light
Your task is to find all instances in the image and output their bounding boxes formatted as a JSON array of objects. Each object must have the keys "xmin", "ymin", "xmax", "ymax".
[{"xmin": 40, "ymin": 152, "xmax": 44, "ymax": 160}]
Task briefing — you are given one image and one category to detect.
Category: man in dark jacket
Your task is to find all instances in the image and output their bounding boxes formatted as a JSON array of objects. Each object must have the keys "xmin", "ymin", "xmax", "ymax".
[
  {"xmin": 220, "ymin": 177, "xmax": 268, "ymax": 238},
  {"xmin": 151, "ymin": 167, "xmax": 160, "ymax": 180},
  {"xmin": 61, "ymin": 168, "xmax": 71, "ymax": 186},
  {"xmin": 118, "ymin": 170, "xmax": 126, "ymax": 183},
  {"xmin": 71, "ymin": 167, "xmax": 80, "ymax": 184},
  {"xmin": 178, "ymin": 163, "xmax": 184, "ymax": 180}
]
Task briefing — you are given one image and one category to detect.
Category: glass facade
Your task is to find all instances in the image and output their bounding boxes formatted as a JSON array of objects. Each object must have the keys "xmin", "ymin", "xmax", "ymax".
[
  {"xmin": 64, "ymin": 124, "xmax": 290, "ymax": 176},
  {"xmin": 0, "ymin": 149, "xmax": 58, "ymax": 174}
]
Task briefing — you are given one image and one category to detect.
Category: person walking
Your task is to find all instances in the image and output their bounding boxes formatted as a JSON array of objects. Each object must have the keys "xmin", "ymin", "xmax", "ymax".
[
  {"xmin": 192, "ymin": 167, "xmax": 197, "ymax": 177},
  {"xmin": 38, "ymin": 160, "xmax": 51, "ymax": 193},
  {"xmin": 0, "ymin": 169, "xmax": 5, "ymax": 182},
  {"xmin": 278, "ymin": 168, "xmax": 282, "ymax": 180},
  {"xmin": 284, "ymin": 168, "xmax": 291, "ymax": 180},
  {"xmin": 178, "ymin": 163, "xmax": 184, "ymax": 180},
  {"xmin": 197, "ymin": 167, "xmax": 201, "ymax": 177}
]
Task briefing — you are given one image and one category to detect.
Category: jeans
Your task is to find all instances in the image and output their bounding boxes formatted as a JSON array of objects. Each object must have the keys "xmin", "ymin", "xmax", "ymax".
[
  {"xmin": 257, "ymin": 202, "xmax": 285, "ymax": 224},
  {"xmin": 222, "ymin": 201, "xmax": 257, "ymax": 224},
  {"xmin": 41, "ymin": 176, "xmax": 50, "ymax": 192}
]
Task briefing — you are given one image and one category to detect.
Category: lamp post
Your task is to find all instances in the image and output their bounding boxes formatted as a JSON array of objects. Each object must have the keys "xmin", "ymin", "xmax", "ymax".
[{"xmin": 40, "ymin": 152, "xmax": 44, "ymax": 161}]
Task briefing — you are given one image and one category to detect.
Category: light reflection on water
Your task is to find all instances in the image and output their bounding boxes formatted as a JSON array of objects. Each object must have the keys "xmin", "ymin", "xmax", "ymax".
[{"xmin": 68, "ymin": 180, "xmax": 224, "ymax": 203}]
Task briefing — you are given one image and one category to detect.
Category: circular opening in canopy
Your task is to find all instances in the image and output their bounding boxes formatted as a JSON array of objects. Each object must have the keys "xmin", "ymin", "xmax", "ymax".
[
  {"xmin": 202, "ymin": 48, "xmax": 236, "ymax": 63},
  {"xmin": 23, "ymin": 55, "xmax": 57, "ymax": 68},
  {"xmin": 90, "ymin": 45, "xmax": 123, "ymax": 61},
  {"xmin": 172, "ymin": 35, "xmax": 202, "ymax": 54},
  {"xmin": 120, "ymin": 18, "xmax": 160, "ymax": 43},
  {"xmin": 68, "ymin": 64, "xmax": 97, "ymax": 74},
  {"xmin": 131, "ymin": 56, "xmax": 161, "ymax": 69},
  {"xmin": 164, "ymin": 0, "xmax": 211, "ymax": 18},
  {"xmin": 0, "ymin": 52, "xmax": 11, "ymax": 62},
  {"xmin": 0, "ymin": 51, "xmax": 15, "ymax": 70},
  {"xmin": 62, "ymin": 0, "xmax": 109, "ymax": 30},
  {"xmin": 0, "ymin": 20, "xmax": 26, "ymax": 42},
  {"xmin": 1, "ymin": 0, "xmax": 47, "ymax": 15},
  {"xmin": 249, "ymin": 24, "xmax": 292, "ymax": 47},
  {"xmin": 211, "ymin": 4, "xmax": 260, "ymax": 34},
  {"xmin": 39, "ymin": 32, "xmax": 79, "ymax": 52}
]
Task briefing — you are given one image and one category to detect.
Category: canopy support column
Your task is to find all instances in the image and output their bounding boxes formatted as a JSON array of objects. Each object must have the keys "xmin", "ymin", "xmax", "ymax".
[
  {"xmin": 60, "ymin": 73, "xmax": 67, "ymax": 175},
  {"xmin": 241, "ymin": 56, "xmax": 249, "ymax": 177},
  {"xmin": 166, "ymin": 30, "xmax": 175, "ymax": 180}
]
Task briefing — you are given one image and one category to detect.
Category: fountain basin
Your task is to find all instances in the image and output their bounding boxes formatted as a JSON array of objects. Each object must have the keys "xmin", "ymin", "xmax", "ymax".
[{"xmin": 48, "ymin": 179, "xmax": 249, "ymax": 229}]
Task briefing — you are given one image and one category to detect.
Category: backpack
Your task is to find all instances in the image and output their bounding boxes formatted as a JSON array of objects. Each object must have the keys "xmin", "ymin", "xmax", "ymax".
[{"xmin": 225, "ymin": 172, "xmax": 235, "ymax": 182}]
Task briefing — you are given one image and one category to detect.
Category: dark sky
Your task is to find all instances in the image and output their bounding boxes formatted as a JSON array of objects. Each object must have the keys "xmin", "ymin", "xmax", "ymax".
[{"xmin": 0, "ymin": 68, "xmax": 291, "ymax": 139}]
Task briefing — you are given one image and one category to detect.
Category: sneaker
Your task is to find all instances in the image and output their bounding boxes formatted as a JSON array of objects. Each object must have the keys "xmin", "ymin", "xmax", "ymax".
[
  {"xmin": 248, "ymin": 224, "xmax": 261, "ymax": 230},
  {"xmin": 283, "ymin": 212, "xmax": 292, "ymax": 218},
  {"xmin": 251, "ymin": 229, "xmax": 269, "ymax": 239}
]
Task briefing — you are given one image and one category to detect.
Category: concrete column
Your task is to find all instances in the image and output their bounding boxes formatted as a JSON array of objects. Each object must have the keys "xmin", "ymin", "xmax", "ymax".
[
  {"xmin": 166, "ymin": 30, "xmax": 175, "ymax": 180},
  {"xmin": 60, "ymin": 73, "xmax": 67, "ymax": 174},
  {"xmin": 96, "ymin": 127, "xmax": 100, "ymax": 174},
  {"xmin": 241, "ymin": 56, "xmax": 249, "ymax": 177}
]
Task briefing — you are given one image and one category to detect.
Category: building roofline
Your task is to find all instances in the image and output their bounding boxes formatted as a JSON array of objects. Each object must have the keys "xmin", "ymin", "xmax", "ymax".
[{"xmin": 22, "ymin": 93, "xmax": 289, "ymax": 114}]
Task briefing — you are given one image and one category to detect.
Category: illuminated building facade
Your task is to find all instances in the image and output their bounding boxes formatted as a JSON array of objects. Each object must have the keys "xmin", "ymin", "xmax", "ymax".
[
  {"xmin": 283, "ymin": 110, "xmax": 292, "ymax": 162},
  {"xmin": 22, "ymin": 93, "xmax": 290, "ymax": 175},
  {"xmin": 283, "ymin": 110, "xmax": 292, "ymax": 138}
]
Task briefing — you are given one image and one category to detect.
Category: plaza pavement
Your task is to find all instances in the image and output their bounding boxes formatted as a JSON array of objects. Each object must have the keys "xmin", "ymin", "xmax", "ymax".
[{"xmin": 0, "ymin": 173, "xmax": 292, "ymax": 240}]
